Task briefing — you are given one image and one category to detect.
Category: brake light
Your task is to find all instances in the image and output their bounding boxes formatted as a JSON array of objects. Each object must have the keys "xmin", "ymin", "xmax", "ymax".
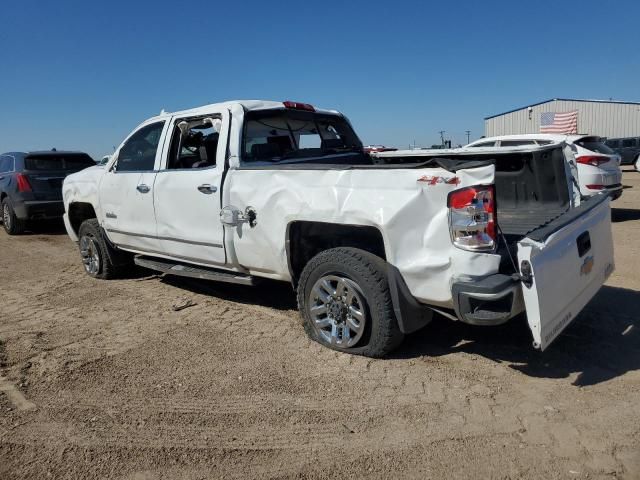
[
  {"xmin": 586, "ymin": 184, "xmax": 604, "ymax": 190},
  {"xmin": 447, "ymin": 185, "xmax": 496, "ymax": 251},
  {"xmin": 576, "ymin": 155, "xmax": 609, "ymax": 167},
  {"xmin": 16, "ymin": 173, "xmax": 32, "ymax": 192},
  {"xmin": 283, "ymin": 100, "xmax": 315, "ymax": 112}
]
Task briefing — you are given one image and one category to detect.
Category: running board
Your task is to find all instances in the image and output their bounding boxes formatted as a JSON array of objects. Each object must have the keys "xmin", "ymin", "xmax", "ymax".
[{"xmin": 134, "ymin": 256, "xmax": 256, "ymax": 286}]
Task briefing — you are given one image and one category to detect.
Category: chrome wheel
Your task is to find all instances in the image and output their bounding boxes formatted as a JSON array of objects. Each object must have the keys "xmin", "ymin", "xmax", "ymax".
[
  {"xmin": 3, "ymin": 203, "xmax": 11, "ymax": 229},
  {"xmin": 308, "ymin": 275, "xmax": 367, "ymax": 349},
  {"xmin": 79, "ymin": 235, "xmax": 100, "ymax": 275}
]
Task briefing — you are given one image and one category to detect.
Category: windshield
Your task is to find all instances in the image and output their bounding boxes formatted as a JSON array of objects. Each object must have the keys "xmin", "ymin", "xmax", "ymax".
[
  {"xmin": 24, "ymin": 154, "xmax": 96, "ymax": 171},
  {"xmin": 575, "ymin": 137, "xmax": 615, "ymax": 155},
  {"xmin": 242, "ymin": 110, "xmax": 365, "ymax": 165}
]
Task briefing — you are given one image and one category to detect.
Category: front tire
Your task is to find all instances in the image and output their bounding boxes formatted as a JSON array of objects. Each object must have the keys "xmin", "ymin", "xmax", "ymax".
[
  {"xmin": 297, "ymin": 247, "xmax": 404, "ymax": 357},
  {"xmin": 78, "ymin": 219, "xmax": 131, "ymax": 279},
  {"xmin": 2, "ymin": 198, "xmax": 26, "ymax": 235}
]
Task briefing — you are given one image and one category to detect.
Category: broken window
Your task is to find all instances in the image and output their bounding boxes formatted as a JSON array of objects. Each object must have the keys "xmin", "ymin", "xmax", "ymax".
[{"xmin": 167, "ymin": 117, "xmax": 221, "ymax": 169}]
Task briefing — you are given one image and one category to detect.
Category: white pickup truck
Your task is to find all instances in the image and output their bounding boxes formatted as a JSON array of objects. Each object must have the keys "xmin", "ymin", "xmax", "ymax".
[{"xmin": 62, "ymin": 100, "xmax": 615, "ymax": 357}]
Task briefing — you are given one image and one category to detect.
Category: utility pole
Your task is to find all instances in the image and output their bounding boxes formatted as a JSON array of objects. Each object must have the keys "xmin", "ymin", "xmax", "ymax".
[
  {"xmin": 465, "ymin": 130, "xmax": 471, "ymax": 144},
  {"xmin": 439, "ymin": 131, "xmax": 446, "ymax": 147}
]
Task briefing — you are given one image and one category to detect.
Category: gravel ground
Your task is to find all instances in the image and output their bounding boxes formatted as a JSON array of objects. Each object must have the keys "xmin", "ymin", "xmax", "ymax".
[{"xmin": 0, "ymin": 170, "xmax": 639, "ymax": 479}]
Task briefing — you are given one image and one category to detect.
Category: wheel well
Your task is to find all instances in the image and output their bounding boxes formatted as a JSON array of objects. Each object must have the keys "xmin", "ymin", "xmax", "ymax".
[
  {"xmin": 68, "ymin": 202, "xmax": 97, "ymax": 236},
  {"xmin": 287, "ymin": 221, "xmax": 386, "ymax": 285},
  {"xmin": 0, "ymin": 192, "xmax": 6, "ymax": 202}
]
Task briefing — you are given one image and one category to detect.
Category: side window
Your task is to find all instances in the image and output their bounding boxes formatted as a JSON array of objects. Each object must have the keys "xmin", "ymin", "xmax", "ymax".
[
  {"xmin": 535, "ymin": 140, "xmax": 553, "ymax": 145},
  {"xmin": 622, "ymin": 138, "xmax": 635, "ymax": 148},
  {"xmin": 0, "ymin": 156, "xmax": 12, "ymax": 173},
  {"xmin": 167, "ymin": 117, "xmax": 220, "ymax": 169},
  {"xmin": 469, "ymin": 141, "xmax": 496, "ymax": 148},
  {"xmin": 500, "ymin": 140, "xmax": 536, "ymax": 147},
  {"xmin": 605, "ymin": 139, "xmax": 619, "ymax": 148},
  {"xmin": 115, "ymin": 122, "xmax": 164, "ymax": 172}
]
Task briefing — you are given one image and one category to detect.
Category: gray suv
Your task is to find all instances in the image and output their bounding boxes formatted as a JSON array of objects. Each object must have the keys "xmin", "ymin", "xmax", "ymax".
[
  {"xmin": 0, "ymin": 151, "xmax": 95, "ymax": 234},
  {"xmin": 605, "ymin": 137, "xmax": 640, "ymax": 167}
]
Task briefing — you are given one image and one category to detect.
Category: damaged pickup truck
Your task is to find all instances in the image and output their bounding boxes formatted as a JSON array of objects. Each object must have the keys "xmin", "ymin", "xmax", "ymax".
[{"xmin": 62, "ymin": 100, "xmax": 614, "ymax": 357}]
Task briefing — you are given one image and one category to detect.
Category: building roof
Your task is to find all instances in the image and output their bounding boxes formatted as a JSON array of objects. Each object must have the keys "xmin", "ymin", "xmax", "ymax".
[{"xmin": 484, "ymin": 98, "xmax": 640, "ymax": 120}]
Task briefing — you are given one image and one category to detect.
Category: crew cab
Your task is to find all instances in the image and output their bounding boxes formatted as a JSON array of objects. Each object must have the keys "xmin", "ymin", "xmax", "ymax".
[{"xmin": 62, "ymin": 100, "xmax": 615, "ymax": 357}]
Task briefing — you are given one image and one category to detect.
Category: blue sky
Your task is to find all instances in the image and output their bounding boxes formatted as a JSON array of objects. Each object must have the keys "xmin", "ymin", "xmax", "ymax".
[{"xmin": 1, "ymin": 0, "xmax": 639, "ymax": 159}]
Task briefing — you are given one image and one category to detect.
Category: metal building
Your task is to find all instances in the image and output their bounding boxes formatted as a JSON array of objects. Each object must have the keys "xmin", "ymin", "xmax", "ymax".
[{"xmin": 484, "ymin": 98, "xmax": 640, "ymax": 138}]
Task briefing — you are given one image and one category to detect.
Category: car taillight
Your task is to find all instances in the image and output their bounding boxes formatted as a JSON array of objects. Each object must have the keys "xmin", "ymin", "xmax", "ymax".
[
  {"xmin": 283, "ymin": 100, "xmax": 315, "ymax": 112},
  {"xmin": 576, "ymin": 155, "xmax": 609, "ymax": 167},
  {"xmin": 586, "ymin": 184, "xmax": 604, "ymax": 190},
  {"xmin": 447, "ymin": 185, "xmax": 496, "ymax": 251},
  {"xmin": 16, "ymin": 173, "xmax": 32, "ymax": 192}
]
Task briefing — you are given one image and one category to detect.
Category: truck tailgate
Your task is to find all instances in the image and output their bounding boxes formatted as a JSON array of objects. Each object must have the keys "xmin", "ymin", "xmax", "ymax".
[{"xmin": 517, "ymin": 193, "xmax": 614, "ymax": 350}]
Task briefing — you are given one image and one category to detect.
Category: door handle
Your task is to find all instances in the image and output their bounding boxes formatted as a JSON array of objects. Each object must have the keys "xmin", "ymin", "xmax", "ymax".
[
  {"xmin": 136, "ymin": 184, "xmax": 150, "ymax": 193},
  {"xmin": 197, "ymin": 184, "xmax": 217, "ymax": 194}
]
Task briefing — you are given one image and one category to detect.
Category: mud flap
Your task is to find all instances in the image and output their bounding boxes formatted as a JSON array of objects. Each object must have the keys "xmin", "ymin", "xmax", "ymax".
[{"xmin": 517, "ymin": 194, "xmax": 614, "ymax": 350}]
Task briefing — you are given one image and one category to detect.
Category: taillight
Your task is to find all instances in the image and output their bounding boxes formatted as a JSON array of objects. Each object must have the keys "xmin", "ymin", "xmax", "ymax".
[
  {"xmin": 16, "ymin": 173, "xmax": 32, "ymax": 192},
  {"xmin": 447, "ymin": 185, "xmax": 496, "ymax": 251},
  {"xmin": 586, "ymin": 184, "xmax": 604, "ymax": 190},
  {"xmin": 576, "ymin": 155, "xmax": 609, "ymax": 167},
  {"xmin": 283, "ymin": 100, "xmax": 315, "ymax": 112}
]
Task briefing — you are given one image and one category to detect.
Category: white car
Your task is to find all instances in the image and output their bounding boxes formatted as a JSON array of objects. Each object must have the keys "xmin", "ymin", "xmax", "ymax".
[
  {"xmin": 61, "ymin": 100, "xmax": 614, "ymax": 357},
  {"xmin": 465, "ymin": 134, "xmax": 623, "ymax": 200}
]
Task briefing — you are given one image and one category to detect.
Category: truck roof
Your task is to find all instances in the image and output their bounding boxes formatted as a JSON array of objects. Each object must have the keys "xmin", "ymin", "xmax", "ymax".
[{"xmin": 149, "ymin": 100, "xmax": 340, "ymax": 121}]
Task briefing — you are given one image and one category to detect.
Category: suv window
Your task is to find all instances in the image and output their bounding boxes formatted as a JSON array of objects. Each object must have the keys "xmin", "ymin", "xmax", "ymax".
[
  {"xmin": 167, "ymin": 117, "xmax": 220, "ymax": 169},
  {"xmin": 468, "ymin": 141, "xmax": 496, "ymax": 148},
  {"xmin": 575, "ymin": 137, "xmax": 615, "ymax": 155},
  {"xmin": 116, "ymin": 122, "xmax": 164, "ymax": 172},
  {"xmin": 24, "ymin": 154, "xmax": 95, "ymax": 171},
  {"xmin": 0, "ymin": 156, "xmax": 13, "ymax": 173},
  {"xmin": 622, "ymin": 138, "xmax": 636, "ymax": 148},
  {"xmin": 605, "ymin": 139, "xmax": 619, "ymax": 148},
  {"xmin": 500, "ymin": 140, "xmax": 536, "ymax": 147}
]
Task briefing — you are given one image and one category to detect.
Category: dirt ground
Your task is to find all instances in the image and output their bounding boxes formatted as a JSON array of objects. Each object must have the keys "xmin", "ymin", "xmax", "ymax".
[{"xmin": 1, "ymin": 171, "xmax": 639, "ymax": 480}]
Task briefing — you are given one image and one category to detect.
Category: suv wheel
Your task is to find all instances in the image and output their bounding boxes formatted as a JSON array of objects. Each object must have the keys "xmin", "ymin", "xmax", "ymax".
[
  {"xmin": 635, "ymin": 155, "xmax": 640, "ymax": 173},
  {"xmin": 2, "ymin": 198, "xmax": 26, "ymax": 235},
  {"xmin": 297, "ymin": 247, "xmax": 404, "ymax": 357},
  {"xmin": 78, "ymin": 219, "xmax": 131, "ymax": 279}
]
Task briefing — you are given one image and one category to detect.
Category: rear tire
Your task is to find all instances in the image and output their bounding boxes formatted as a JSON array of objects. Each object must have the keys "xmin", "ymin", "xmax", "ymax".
[
  {"xmin": 78, "ymin": 219, "xmax": 132, "ymax": 279},
  {"xmin": 635, "ymin": 155, "xmax": 640, "ymax": 173},
  {"xmin": 2, "ymin": 198, "xmax": 26, "ymax": 235},
  {"xmin": 297, "ymin": 247, "xmax": 404, "ymax": 357}
]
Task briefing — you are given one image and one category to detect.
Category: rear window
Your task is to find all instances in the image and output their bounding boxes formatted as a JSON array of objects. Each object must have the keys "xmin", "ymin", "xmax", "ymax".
[
  {"xmin": 242, "ymin": 109, "xmax": 364, "ymax": 165},
  {"xmin": 500, "ymin": 140, "xmax": 536, "ymax": 147},
  {"xmin": 574, "ymin": 137, "xmax": 615, "ymax": 155},
  {"xmin": 24, "ymin": 154, "xmax": 95, "ymax": 171}
]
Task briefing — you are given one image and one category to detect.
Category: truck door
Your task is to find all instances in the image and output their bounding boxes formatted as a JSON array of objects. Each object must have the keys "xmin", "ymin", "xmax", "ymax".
[
  {"xmin": 152, "ymin": 109, "xmax": 229, "ymax": 266},
  {"xmin": 99, "ymin": 120, "xmax": 168, "ymax": 252}
]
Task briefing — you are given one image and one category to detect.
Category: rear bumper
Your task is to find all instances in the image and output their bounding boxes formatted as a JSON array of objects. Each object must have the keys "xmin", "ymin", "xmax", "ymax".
[
  {"xmin": 451, "ymin": 274, "xmax": 524, "ymax": 326},
  {"xmin": 13, "ymin": 200, "xmax": 65, "ymax": 220}
]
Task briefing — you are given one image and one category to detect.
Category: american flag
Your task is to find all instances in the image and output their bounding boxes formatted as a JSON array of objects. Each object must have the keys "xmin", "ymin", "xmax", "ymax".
[{"xmin": 540, "ymin": 110, "xmax": 578, "ymax": 133}]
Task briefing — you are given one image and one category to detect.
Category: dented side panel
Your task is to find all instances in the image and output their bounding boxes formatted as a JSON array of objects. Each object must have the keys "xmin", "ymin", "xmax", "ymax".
[{"xmin": 226, "ymin": 164, "xmax": 501, "ymax": 306}]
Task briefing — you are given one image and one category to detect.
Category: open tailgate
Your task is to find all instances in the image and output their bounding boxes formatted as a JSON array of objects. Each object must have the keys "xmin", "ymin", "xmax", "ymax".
[{"xmin": 517, "ymin": 193, "xmax": 614, "ymax": 350}]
